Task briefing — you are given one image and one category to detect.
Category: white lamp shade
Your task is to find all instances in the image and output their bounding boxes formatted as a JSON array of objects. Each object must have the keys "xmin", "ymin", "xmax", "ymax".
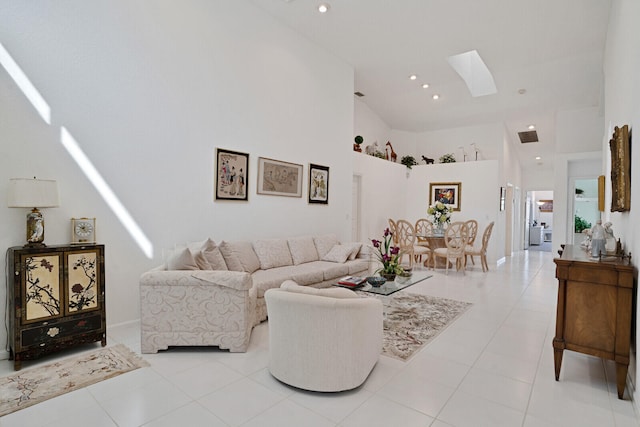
[{"xmin": 7, "ymin": 178, "xmax": 60, "ymax": 208}]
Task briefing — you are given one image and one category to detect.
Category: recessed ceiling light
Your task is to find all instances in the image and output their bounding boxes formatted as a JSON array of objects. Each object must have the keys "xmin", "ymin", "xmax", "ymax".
[
  {"xmin": 422, "ymin": 83, "xmax": 429, "ymax": 89},
  {"xmin": 409, "ymin": 74, "xmax": 417, "ymax": 80},
  {"xmin": 535, "ymin": 156, "xmax": 541, "ymax": 160},
  {"xmin": 528, "ymin": 124, "xmax": 535, "ymax": 130},
  {"xmin": 318, "ymin": 3, "xmax": 330, "ymax": 13},
  {"xmin": 432, "ymin": 94, "xmax": 440, "ymax": 100}
]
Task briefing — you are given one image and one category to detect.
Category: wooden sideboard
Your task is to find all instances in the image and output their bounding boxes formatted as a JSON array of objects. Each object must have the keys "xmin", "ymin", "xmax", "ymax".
[{"xmin": 553, "ymin": 244, "xmax": 635, "ymax": 399}]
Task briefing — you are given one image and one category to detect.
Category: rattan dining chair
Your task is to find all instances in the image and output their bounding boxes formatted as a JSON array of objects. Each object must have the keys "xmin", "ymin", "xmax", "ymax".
[
  {"xmin": 432, "ymin": 221, "xmax": 469, "ymax": 275},
  {"xmin": 464, "ymin": 219, "xmax": 479, "ymax": 265},
  {"xmin": 395, "ymin": 219, "xmax": 430, "ymax": 268},
  {"xmin": 414, "ymin": 218, "xmax": 433, "ymax": 263},
  {"xmin": 388, "ymin": 218, "xmax": 399, "ymax": 245},
  {"xmin": 464, "ymin": 221, "xmax": 494, "ymax": 272}
]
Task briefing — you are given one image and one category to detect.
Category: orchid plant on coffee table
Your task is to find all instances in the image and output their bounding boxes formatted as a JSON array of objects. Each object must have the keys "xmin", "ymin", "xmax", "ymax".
[{"xmin": 371, "ymin": 228, "xmax": 404, "ymax": 276}]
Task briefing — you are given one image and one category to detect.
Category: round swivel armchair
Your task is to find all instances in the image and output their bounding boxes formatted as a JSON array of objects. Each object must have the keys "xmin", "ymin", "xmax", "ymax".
[{"xmin": 265, "ymin": 280, "xmax": 383, "ymax": 392}]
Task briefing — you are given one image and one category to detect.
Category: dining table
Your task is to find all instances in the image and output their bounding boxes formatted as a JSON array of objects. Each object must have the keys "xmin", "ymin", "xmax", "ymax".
[{"xmin": 416, "ymin": 233, "xmax": 451, "ymax": 269}]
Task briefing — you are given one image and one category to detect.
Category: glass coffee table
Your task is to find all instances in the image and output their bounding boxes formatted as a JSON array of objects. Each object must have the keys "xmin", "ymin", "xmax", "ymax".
[{"xmin": 335, "ymin": 271, "xmax": 432, "ymax": 296}]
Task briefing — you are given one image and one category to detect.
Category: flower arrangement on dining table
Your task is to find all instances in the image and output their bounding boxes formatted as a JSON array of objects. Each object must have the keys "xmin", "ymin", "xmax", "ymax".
[
  {"xmin": 427, "ymin": 201, "xmax": 452, "ymax": 227},
  {"xmin": 371, "ymin": 228, "xmax": 404, "ymax": 276}
]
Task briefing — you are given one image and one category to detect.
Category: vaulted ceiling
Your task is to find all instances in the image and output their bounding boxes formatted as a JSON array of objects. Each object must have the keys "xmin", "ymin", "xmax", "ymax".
[{"xmin": 249, "ymin": 0, "xmax": 611, "ymax": 171}]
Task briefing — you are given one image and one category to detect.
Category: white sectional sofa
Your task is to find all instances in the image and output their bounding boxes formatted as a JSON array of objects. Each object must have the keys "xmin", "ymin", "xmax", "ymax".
[{"xmin": 140, "ymin": 234, "xmax": 371, "ymax": 353}]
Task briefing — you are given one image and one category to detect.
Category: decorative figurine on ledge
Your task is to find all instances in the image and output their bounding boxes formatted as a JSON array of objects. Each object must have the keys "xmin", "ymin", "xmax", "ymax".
[
  {"xmin": 590, "ymin": 219, "xmax": 606, "ymax": 257},
  {"xmin": 604, "ymin": 222, "xmax": 616, "ymax": 254},
  {"xmin": 385, "ymin": 141, "xmax": 398, "ymax": 162},
  {"xmin": 353, "ymin": 135, "xmax": 363, "ymax": 152},
  {"xmin": 421, "ymin": 155, "xmax": 434, "ymax": 164}
]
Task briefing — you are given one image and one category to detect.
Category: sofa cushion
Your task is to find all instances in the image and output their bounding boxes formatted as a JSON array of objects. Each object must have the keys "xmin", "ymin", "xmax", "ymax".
[
  {"xmin": 313, "ymin": 234, "xmax": 339, "ymax": 259},
  {"xmin": 321, "ymin": 244, "xmax": 355, "ymax": 263},
  {"xmin": 167, "ymin": 247, "xmax": 199, "ymax": 270},
  {"xmin": 252, "ymin": 267, "xmax": 296, "ymax": 298},
  {"xmin": 201, "ymin": 238, "xmax": 228, "ymax": 270},
  {"xmin": 287, "ymin": 263, "xmax": 325, "ymax": 285},
  {"xmin": 253, "ymin": 239, "xmax": 293, "ymax": 269},
  {"xmin": 219, "ymin": 241, "xmax": 261, "ymax": 274},
  {"xmin": 346, "ymin": 259, "xmax": 369, "ymax": 274},
  {"xmin": 287, "ymin": 236, "xmax": 319, "ymax": 265},
  {"xmin": 313, "ymin": 261, "xmax": 350, "ymax": 281},
  {"xmin": 280, "ymin": 280, "xmax": 359, "ymax": 299}
]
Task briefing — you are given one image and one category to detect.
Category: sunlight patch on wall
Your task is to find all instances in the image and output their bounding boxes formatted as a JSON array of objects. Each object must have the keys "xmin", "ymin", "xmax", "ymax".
[
  {"xmin": 60, "ymin": 127, "xmax": 154, "ymax": 259},
  {"xmin": 0, "ymin": 42, "xmax": 51, "ymax": 124}
]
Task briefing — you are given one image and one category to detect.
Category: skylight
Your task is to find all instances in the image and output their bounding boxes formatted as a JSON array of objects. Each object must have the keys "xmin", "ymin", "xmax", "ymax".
[{"xmin": 447, "ymin": 50, "xmax": 497, "ymax": 97}]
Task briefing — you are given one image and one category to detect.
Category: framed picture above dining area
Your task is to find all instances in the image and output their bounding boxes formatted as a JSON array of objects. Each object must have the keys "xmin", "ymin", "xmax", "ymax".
[{"xmin": 429, "ymin": 182, "xmax": 461, "ymax": 211}]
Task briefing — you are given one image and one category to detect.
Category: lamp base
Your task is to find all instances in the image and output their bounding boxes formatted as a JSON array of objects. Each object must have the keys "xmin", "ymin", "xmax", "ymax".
[{"xmin": 26, "ymin": 208, "xmax": 45, "ymax": 246}]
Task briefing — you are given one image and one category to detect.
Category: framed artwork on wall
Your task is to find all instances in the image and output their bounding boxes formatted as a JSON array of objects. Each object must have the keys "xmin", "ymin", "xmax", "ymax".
[
  {"xmin": 257, "ymin": 157, "xmax": 303, "ymax": 197},
  {"xmin": 609, "ymin": 124, "xmax": 630, "ymax": 212},
  {"xmin": 539, "ymin": 199, "xmax": 553, "ymax": 212},
  {"xmin": 308, "ymin": 163, "xmax": 329, "ymax": 204},
  {"xmin": 429, "ymin": 182, "xmax": 461, "ymax": 211},
  {"xmin": 215, "ymin": 148, "xmax": 249, "ymax": 201},
  {"xmin": 598, "ymin": 175, "xmax": 605, "ymax": 212}
]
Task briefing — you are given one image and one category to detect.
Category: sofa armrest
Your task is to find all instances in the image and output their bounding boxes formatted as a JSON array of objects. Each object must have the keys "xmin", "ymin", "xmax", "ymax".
[{"xmin": 140, "ymin": 269, "xmax": 252, "ymax": 292}]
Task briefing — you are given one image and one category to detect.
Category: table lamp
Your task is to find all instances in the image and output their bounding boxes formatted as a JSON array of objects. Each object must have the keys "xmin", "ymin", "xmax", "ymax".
[{"xmin": 7, "ymin": 178, "xmax": 60, "ymax": 246}]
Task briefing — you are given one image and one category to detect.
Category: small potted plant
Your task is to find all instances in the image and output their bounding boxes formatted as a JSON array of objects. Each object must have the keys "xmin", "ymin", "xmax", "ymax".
[
  {"xmin": 439, "ymin": 153, "xmax": 456, "ymax": 163},
  {"xmin": 400, "ymin": 155, "xmax": 418, "ymax": 169},
  {"xmin": 353, "ymin": 135, "xmax": 363, "ymax": 152}
]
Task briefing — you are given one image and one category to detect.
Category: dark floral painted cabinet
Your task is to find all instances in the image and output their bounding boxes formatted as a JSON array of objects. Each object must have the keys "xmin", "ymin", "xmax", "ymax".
[{"xmin": 7, "ymin": 244, "xmax": 106, "ymax": 370}]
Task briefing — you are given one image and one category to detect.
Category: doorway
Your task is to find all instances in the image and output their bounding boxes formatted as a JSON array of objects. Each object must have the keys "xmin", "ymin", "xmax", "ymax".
[
  {"xmin": 572, "ymin": 178, "xmax": 599, "ymax": 245},
  {"xmin": 526, "ymin": 190, "xmax": 553, "ymax": 252}
]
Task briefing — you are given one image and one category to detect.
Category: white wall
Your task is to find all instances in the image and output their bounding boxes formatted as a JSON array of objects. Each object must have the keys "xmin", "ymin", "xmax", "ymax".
[
  {"xmin": 0, "ymin": 1, "xmax": 355, "ymax": 357},
  {"xmin": 352, "ymin": 154, "xmax": 503, "ymax": 265},
  {"xmin": 406, "ymin": 160, "xmax": 503, "ymax": 263},
  {"xmin": 603, "ymin": 0, "xmax": 640, "ymax": 406},
  {"xmin": 352, "ymin": 153, "xmax": 407, "ymax": 242},
  {"xmin": 354, "ymin": 98, "xmax": 391, "ymax": 154},
  {"xmin": 556, "ymin": 107, "xmax": 604, "ymax": 153}
]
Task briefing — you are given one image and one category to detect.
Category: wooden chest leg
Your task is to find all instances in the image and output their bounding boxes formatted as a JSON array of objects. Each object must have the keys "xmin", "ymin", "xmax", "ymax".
[
  {"xmin": 553, "ymin": 341, "xmax": 564, "ymax": 381},
  {"xmin": 616, "ymin": 362, "xmax": 628, "ymax": 399}
]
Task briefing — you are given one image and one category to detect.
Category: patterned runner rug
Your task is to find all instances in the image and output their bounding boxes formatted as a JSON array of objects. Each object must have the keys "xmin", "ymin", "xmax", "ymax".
[
  {"xmin": 364, "ymin": 292, "xmax": 472, "ymax": 361},
  {"xmin": 0, "ymin": 344, "xmax": 148, "ymax": 417}
]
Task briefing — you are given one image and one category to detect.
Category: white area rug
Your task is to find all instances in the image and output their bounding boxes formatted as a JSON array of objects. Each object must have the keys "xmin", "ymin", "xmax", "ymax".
[{"xmin": 0, "ymin": 344, "xmax": 148, "ymax": 416}]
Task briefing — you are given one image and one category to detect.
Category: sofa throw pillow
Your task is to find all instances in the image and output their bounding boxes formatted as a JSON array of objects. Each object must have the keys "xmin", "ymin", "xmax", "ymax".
[
  {"xmin": 253, "ymin": 239, "xmax": 293, "ymax": 270},
  {"xmin": 280, "ymin": 280, "xmax": 358, "ymax": 299},
  {"xmin": 167, "ymin": 247, "xmax": 200, "ymax": 270},
  {"xmin": 321, "ymin": 244, "xmax": 354, "ymax": 263},
  {"xmin": 287, "ymin": 236, "xmax": 319, "ymax": 265},
  {"xmin": 219, "ymin": 241, "xmax": 261, "ymax": 273},
  {"xmin": 313, "ymin": 234, "xmax": 339, "ymax": 259},
  {"xmin": 193, "ymin": 250, "xmax": 213, "ymax": 270},
  {"xmin": 346, "ymin": 243, "xmax": 362, "ymax": 260},
  {"xmin": 200, "ymin": 238, "xmax": 228, "ymax": 270}
]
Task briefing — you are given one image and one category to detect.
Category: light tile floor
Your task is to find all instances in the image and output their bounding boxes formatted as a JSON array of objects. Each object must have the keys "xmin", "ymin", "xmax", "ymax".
[{"xmin": 2, "ymin": 250, "xmax": 639, "ymax": 426}]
